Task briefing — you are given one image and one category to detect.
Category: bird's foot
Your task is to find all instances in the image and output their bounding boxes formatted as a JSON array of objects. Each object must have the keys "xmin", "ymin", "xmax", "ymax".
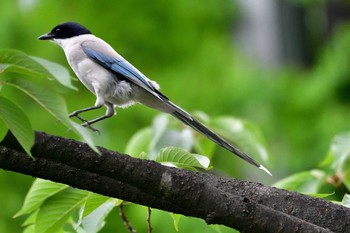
[
  {"xmin": 69, "ymin": 113, "xmax": 89, "ymax": 124},
  {"xmin": 82, "ymin": 121, "xmax": 100, "ymax": 134},
  {"xmin": 68, "ymin": 111, "xmax": 79, "ymax": 118},
  {"xmin": 68, "ymin": 112, "xmax": 100, "ymax": 133}
]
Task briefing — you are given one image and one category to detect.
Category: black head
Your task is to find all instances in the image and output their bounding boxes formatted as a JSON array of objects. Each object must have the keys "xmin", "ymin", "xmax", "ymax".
[{"xmin": 38, "ymin": 22, "xmax": 92, "ymax": 40}]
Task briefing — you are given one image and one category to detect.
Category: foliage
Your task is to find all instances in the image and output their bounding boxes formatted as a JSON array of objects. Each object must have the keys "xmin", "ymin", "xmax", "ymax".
[
  {"xmin": 0, "ymin": 47, "xmax": 268, "ymax": 232},
  {"xmin": 13, "ymin": 103, "xmax": 267, "ymax": 232},
  {"xmin": 1, "ymin": 0, "xmax": 350, "ymax": 232},
  {"xmin": 0, "ymin": 45, "xmax": 268, "ymax": 233},
  {"xmin": 273, "ymin": 131, "xmax": 350, "ymax": 206},
  {"xmin": 125, "ymin": 113, "xmax": 268, "ymax": 166},
  {"xmin": 15, "ymin": 179, "xmax": 118, "ymax": 233},
  {"xmin": 0, "ymin": 49, "xmax": 97, "ymax": 153}
]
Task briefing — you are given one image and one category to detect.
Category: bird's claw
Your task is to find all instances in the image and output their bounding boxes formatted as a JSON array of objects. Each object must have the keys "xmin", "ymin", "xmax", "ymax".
[
  {"xmin": 82, "ymin": 122, "xmax": 100, "ymax": 134},
  {"xmin": 69, "ymin": 112, "xmax": 101, "ymax": 134},
  {"xmin": 69, "ymin": 113, "xmax": 86, "ymax": 122},
  {"xmin": 68, "ymin": 111, "xmax": 79, "ymax": 118}
]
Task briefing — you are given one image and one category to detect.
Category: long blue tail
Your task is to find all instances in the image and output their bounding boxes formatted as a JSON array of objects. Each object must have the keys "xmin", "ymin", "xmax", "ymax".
[{"xmin": 168, "ymin": 102, "xmax": 271, "ymax": 175}]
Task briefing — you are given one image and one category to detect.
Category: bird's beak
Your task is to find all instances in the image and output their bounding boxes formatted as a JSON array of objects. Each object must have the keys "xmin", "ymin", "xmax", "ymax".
[{"xmin": 38, "ymin": 32, "xmax": 54, "ymax": 40}]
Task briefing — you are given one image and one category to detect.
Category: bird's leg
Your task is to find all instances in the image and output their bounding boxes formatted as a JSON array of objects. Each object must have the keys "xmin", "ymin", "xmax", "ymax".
[
  {"xmin": 81, "ymin": 102, "xmax": 115, "ymax": 127},
  {"xmin": 81, "ymin": 119, "xmax": 106, "ymax": 133},
  {"xmin": 69, "ymin": 95, "xmax": 106, "ymax": 124},
  {"xmin": 68, "ymin": 106, "xmax": 101, "ymax": 133},
  {"xmin": 68, "ymin": 98, "xmax": 107, "ymax": 133},
  {"xmin": 68, "ymin": 105, "xmax": 103, "ymax": 121},
  {"xmin": 70, "ymin": 88, "xmax": 115, "ymax": 132}
]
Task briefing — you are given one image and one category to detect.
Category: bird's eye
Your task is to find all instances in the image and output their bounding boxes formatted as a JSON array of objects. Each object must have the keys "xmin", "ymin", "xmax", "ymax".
[{"xmin": 55, "ymin": 28, "xmax": 60, "ymax": 33}]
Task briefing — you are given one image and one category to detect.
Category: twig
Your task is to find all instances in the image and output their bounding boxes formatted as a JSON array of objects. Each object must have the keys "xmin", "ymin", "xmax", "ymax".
[
  {"xmin": 147, "ymin": 207, "xmax": 152, "ymax": 233},
  {"xmin": 119, "ymin": 203, "xmax": 136, "ymax": 233}
]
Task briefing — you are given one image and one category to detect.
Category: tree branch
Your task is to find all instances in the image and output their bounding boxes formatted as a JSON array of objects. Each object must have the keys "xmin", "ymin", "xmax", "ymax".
[{"xmin": 0, "ymin": 131, "xmax": 348, "ymax": 233}]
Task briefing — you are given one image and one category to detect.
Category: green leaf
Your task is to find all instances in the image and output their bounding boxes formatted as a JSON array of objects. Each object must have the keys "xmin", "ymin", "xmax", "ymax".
[
  {"xmin": 194, "ymin": 136, "xmax": 216, "ymax": 159},
  {"xmin": 344, "ymin": 174, "xmax": 350, "ymax": 192},
  {"xmin": 0, "ymin": 49, "xmax": 97, "ymax": 152},
  {"xmin": 3, "ymin": 78, "xmax": 70, "ymax": 124},
  {"xmin": 150, "ymin": 114, "xmax": 170, "ymax": 149},
  {"xmin": 0, "ymin": 119, "xmax": 8, "ymax": 142},
  {"xmin": 210, "ymin": 224, "xmax": 239, "ymax": 233},
  {"xmin": 170, "ymin": 213, "xmax": 182, "ymax": 232},
  {"xmin": 125, "ymin": 127, "xmax": 152, "ymax": 157},
  {"xmin": 329, "ymin": 132, "xmax": 350, "ymax": 172},
  {"xmin": 81, "ymin": 193, "xmax": 110, "ymax": 218},
  {"xmin": 81, "ymin": 199, "xmax": 117, "ymax": 233},
  {"xmin": 149, "ymin": 114, "xmax": 194, "ymax": 159},
  {"xmin": 23, "ymin": 224, "xmax": 35, "ymax": 233},
  {"xmin": 69, "ymin": 122, "xmax": 99, "ymax": 154},
  {"xmin": 150, "ymin": 128, "xmax": 194, "ymax": 160},
  {"xmin": 22, "ymin": 209, "xmax": 39, "ymax": 228},
  {"xmin": 2, "ymin": 78, "xmax": 98, "ymax": 153},
  {"xmin": 0, "ymin": 49, "xmax": 76, "ymax": 90},
  {"xmin": 273, "ymin": 169, "xmax": 326, "ymax": 193},
  {"xmin": 22, "ymin": 210, "xmax": 39, "ymax": 227},
  {"xmin": 342, "ymin": 194, "xmax": 350, "ymax": 208},
  {"xmin": 15, "ymin": 179, "xmax": 68, "ymax": 217},
  {"xmin": 155, "ymin": 147, "xmax": 210, "ymax": 169},
  {"xmin": 191, "ymin": 112, "xmax": 216, "ymax": 157},
  {"xmin": 318, "ymin": 151, "xmax": 335, "ymax": 168},
  {"xmin": 306, "ymin": 193, "xmax": 334, "ymax": 198},
  {"xmin": 0, "ymin": 49, "xmax": 51, "ymax": 78},
  {"xmin": 210, "ymin": 117, "xmax": 269, "ymax": 163},
  {"xmin": 30, "ymin": 56, "xmax": 77, "ymax": 90},
  {"xmin": 0, "ymin": 96, "xmax": 34, "ymax": 156},
  {"xmin": 35, "ymin": 188, "xmax": 88, "ymax": 233}
]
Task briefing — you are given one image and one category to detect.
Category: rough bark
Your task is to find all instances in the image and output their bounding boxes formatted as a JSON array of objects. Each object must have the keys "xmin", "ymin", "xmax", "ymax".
[{"xmin": 0, "ymin": 131, "xmax": 348, "ymax": 233}]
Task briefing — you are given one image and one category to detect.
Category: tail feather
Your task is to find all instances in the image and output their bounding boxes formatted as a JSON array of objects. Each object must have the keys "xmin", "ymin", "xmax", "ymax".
[{"xmin": 168, "ymin": 102, "xmax": 271, "ymax": 175}]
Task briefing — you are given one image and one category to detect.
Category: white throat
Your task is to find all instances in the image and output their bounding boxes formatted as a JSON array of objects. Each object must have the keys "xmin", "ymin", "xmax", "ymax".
[
  {"xmin": 52, "ymin": 38, "xmax": 69, "ymax": 49},
  {"xmin": 52, "ymin": 34, "xmax": 96, "ymax": 51}
]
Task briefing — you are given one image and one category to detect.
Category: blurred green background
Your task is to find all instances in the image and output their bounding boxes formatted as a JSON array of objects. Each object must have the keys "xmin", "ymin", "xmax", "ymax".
[{"xmin": 1, "ymin": 0, "xmax": 350, "ymax": 232}]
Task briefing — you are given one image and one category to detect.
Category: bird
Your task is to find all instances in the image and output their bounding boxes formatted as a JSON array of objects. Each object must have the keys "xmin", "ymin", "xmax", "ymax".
[{"xmin": 38, "ymin": 22, "xmax": 271, "ymax": 175}]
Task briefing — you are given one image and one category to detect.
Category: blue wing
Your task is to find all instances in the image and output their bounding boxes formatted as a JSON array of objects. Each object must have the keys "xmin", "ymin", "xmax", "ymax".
[{"xmin": 81, "ymin": 44, "xmax": 164, "ymax": 98}]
